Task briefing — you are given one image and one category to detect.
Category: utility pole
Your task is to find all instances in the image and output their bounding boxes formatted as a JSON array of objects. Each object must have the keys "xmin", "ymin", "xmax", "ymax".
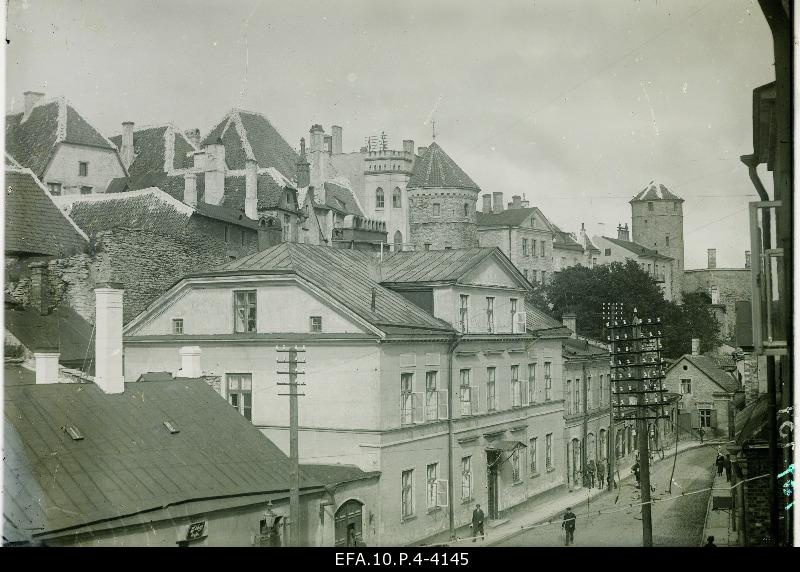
[
  {"xmin": 602, "ymin": 302, "xmax": 623, "ymax": 492},
  {"xmin": 277, "ymin": 345, "xmax": 306, "ymax": 547},
  {"xmin": 631, "ymin": 313, "xmax": 653, "ymax": 547}
]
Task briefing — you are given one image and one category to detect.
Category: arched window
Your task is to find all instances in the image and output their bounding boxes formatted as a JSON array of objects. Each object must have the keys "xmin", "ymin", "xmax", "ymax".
[
  {"xmin": 463, "ymin": 203, "xmax": 469, "ymax": 217},
  {"xmin": 392, "ymin": 187, "xmax": 402, "ymax": 208},
  {"xmin": 335, "ymin": 500, "xmax": 364, "ymax": 547},
  {"xmin": 393, "ymin": 230, "xmax": 403, "ymax": 251},
  {"xmin": 376, "ymin": 188, "xmax": 384, "ymax": 209}
]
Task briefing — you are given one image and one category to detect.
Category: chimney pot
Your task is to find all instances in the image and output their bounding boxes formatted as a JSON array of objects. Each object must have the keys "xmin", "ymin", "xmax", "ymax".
[
  {"xmin": 403, "ymin": 139, "xmax": 414, "ymax": 155},
  {"xmin": 94, "ymin": 283, "xmax": 125, "ymax": 394},
  {"xmin": 492, "ymin": 192, "xmax": 504, "ymax": 214},
  {"xmin": 511, "ymin": 195, "xmax": 522, "ymax": 209},
  {"xmin": 617, "ymin": 224, "xmax": 630, "ymax": 241},
  {"xmin": 34, "ymin": 351, "xmax": 61, "ymax": 384},
  {"xmin": 178, "ymin": 346, "xmax": 203, "ymax": 378},
  {"xmin": 482, "ymin": 194, "xmax": 492, "ymax": 213},
  {"xmin": 707, "ymin": 248, "xmax": 717, "ymax": 269},
  {"xmin": 691, "ymin": 338, "xmax": 700, "ymax": 356},
  {"xmin": 23, "ymin": 91, "xmax": 45, "ymax": 121},
  {"xmin": 562, "ymin": 313, "xmax": 577, "ymax": 339},
  {"xmin": 29, "ymin": 262, "xmax": 50, "ymax": 315}
]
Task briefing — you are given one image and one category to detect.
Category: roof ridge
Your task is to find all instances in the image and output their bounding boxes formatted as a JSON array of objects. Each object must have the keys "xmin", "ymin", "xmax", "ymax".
[
  {"xmin": 229, "ymin": 109, "xmax": 257, "ymax": 162},
  {"xmin": 54, "ymin": 186, "xmax": 196, "ymax": 219}
]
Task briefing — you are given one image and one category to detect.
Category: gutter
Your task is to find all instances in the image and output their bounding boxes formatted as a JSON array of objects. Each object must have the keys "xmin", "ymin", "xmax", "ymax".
[{"xmin": 446, "ymin": 334, "xmax": 462, "ymax": 540}]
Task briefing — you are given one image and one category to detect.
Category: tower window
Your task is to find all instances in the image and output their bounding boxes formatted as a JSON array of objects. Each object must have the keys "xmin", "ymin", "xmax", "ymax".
[
  {"xmin": 433, "ymin": 203, "xmax": 441, "ymax": 217},
  {"xmin": 464, "ymin": 203, "xmax": 469, "ymax": 217},
  {"xmin": 665, "ymin": 236, "xmax": 670, "ymax": 246},
  {"xmin": 393, "ymin": 187, "xmax": 402, "ymax": 208},
  {"xmin": 648, "ymin": 202, "xmax": 653, "ymax": 212},
  {"xmin": 376, "ymin": 188, "xmax": 384, "ymax": 209}
]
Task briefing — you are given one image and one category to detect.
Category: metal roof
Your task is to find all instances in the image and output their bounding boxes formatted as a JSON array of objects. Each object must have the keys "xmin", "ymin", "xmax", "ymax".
[{"xmin": 379, "ymin": 248, "xmax": 496, "ymax": 283}]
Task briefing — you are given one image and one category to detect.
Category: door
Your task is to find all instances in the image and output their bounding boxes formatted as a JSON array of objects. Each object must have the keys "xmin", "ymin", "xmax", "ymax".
[
  {"xmin": 486, "ymin": 451, "xmax": 500, "ymax": 519},
  {"xmin": 334, "ymin": 500, "xmax": 364, "ymax": 547}
]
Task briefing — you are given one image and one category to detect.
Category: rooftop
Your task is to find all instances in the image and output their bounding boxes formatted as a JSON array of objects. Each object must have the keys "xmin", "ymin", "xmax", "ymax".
[
  {"xmin": 406, "ymin": 142, "xmax": 480, "ymax": 191},
  {"xmin": 673, "ymin": 354, "xmax": 740, "ymax": 393},
  {"xmin": 630, "ymin": 180, "xmax": 683, "ymax": 203},
  {"xmin": 109, "ymin": 124, "xmax": 198, "ymax": 177},
  {"xmin": 601, "ymin": 236, "xmax": 673, "ymax": 261},
  {"xmin": 476, "ymin": 206, "xmax": 542, "ymax": 228}
]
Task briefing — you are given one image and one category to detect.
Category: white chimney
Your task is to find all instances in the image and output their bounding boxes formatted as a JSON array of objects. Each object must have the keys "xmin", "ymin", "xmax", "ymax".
[
  {"xmin": 184, "ymin": 172, "xmax": 198, "ymax": 207},
  {"xmin": 332, "ymin": 126, "xmax": 343, "ymax": 154},
  {"xmin": 192, "ymin": 150, "xmax": 207, "ymax": 170},
  {"xmin": 95, "ymin": 283, "xmax": 125, "ymax": 394},
  {"xmin": 492, "ymin": 192, "xmax": 504, "ymax": 214},
  {"xmin": 707, "ymin": 249, "xmax": 717, "ymax": 269},
  {"xmin": 23, "ymin": 91, "xmax": 45, "ymax": 121},
  {"xmin": 121, "ymin": 121, "xmax": 135, "ymax": 169},
  {"xmin": 34, "ymin": 351, "xmax": 60, "ymax": 384},
  {"xmin": 482, "ymin": 194, "xmax": 492, "ymax": 213},
  {"xmin": 245, "ymin": 158, "xmax": 258, "ymax": 219},
  {"xmin": 691, "ymin": 338, "xmax": 700, "ymax": 356},
  {"xmin": 562, "ymin": 313, "xmax": 577, "ymax": 339},
  {"xmin": 177, "ymin": 346, "xmax": 202, "ymax": 378},
  {"xmin": 204, "ymin": 142, "xmax": 226, "ymax": 205}
]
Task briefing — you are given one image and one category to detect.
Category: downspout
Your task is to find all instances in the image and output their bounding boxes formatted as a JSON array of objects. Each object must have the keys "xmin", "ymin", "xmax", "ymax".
[
  {"xmin": 581, "ymin": 360, "xmax": 588, "ymax": 487},
  {"xmin": 447, "ymin": 334, "xmax": 462, "ymax": 540}
]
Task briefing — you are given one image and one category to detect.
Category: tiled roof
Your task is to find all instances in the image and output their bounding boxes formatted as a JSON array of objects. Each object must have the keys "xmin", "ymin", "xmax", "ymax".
[
  {"xmin": 525, "ymin": 304, "xmax": 570, "ymax": 333},
  {"xmin": 109, "ymin": 124, "xmax": 197, "ymax": 177},
  {"xmin": 221, "ymin": 173, "xmax": 295, "ymax": 212},
  {"xmin": 206, "ymin": 243, "xmax": 455, "ymax": 334},
  {"xmin": 703, "ymin": 352, "xmax": 737, "ymax": 372},
  {"xmin": 678, "ymin": 355, "xmax": 739, "ymax": 393},
  {"xmin": 3, "ymin": 377, "xmax": 323, "ymax": 537},
  {"xmin": 563, "ymin": 337, "xmax": 609, "ymax": 358},
  {"xmin": 379, "ymin": 248, "xmax": 496, "ymax": 283},
  {"xmin": 6, "ymin": 98, "xmax": 117, "ymax": 177},
  {"xmin": 551, "ymin": 224, "xmax": 585, "ymax": 253},
  {"xmin": 476, "ymin": 207, "xmax": 539, "ymax": 227},
  {"xmin": 4, "ymin": 303, "xmax": 94, "ymax": 367},
  {"xmin": 631, "ymin": 180, "xmax": 683, "ymax": 202},
  {"xmin": 300, "ymin": 464, "xmax": 380, "ymax": 486},
  {"xmin": 601, "ymin": 236, "xmax": 673, "ymax": 260},
  {"xmin": 407, "ymin": 142, "xmax": 480, "ymax": 191},
  {"xmin": 322, "ymin": 181, "xmax": 364, "ymax": 217},
  {"xmin": 202, "ymin": 109, "xmax": 299, "ymax": 180},
  {"xmin": 4, "ymin": 168, "xmax": 89, "ymax": 256}
]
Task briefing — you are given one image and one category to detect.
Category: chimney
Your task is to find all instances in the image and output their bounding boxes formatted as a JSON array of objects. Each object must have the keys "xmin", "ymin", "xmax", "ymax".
[
  {"xmin": 177, "ymin": 346, "xmax": 202, "ymax": 378},
  {"xmin": 183, "ymin": 172, "xmax": 197, "ymax": 207},
  {"xmin": 323, "ymin": 134, "xmax": 333, "ymax": 155},
  {"xmin": 617, "ymin": 224, "xmax": 630, "ymax": 241},
  {"xmin": 691, "ymin": 338, "xmax": 700, "ymax": 356},
  {"xmin": 707, "ymin": 248, "xmax": 717, "ymax": 269},
  {"xmin": 511, "ymin": 195, "xmax": 522, "ymax": 209},
  {"xmin": 562, "ymin": 313, "xmax": 577, "ymax": 339},
  {"xmin": 309, "ymin": 124, "xmax": 325, "ymax": 153},
  {"xmin": 296, "ymin": 138, "xmax": 311, "ymax": 188},
  {"xmin": 23, "ymin": 91, "xmax": 45, "ymax": 121},
  {"xmin": 403, "ymin": 139, "xmax": 414, "ymax": 154},
  {"xmin": 121, "ymin": 121, "xmax": 135, "ymax": 169},
  {"xmin": 521, "ymin": 193, "xmax": 530, "ymax": 208},
  {"xmin": 29, "ymin": 262, "xmax": 50, "ymax": 315},
  {"xmin": 417, "ymin": 146, "xmax": 428, "ymax": 157},
  {"xmin": 192, "ymin": 150, "xmax": 207, "ymax": 170},
  {"xmin": 331, "ymin": 126, "xmax": 343, "ymax": 154},
  {"xmin": 34, "ymin": 351, "xmax": 60, "ymax": 384},
  {"xmin": 492, "ymin": 192, "xmax": 503, "ymax": 214},
  {"xmin": 94, "ymin": 282, "xmax": 125, "ymax": 394},
  {"xmin": 245, "ymin": 158, "xmax": 258, "ymax": 219},
  {"xmin": 742, "ymin": 352, "xmax": 760, "ymax": 406},
  {"xmin": 184, "ymin": 128, "xmax": 201, "ymax": 148},
  {"xmin": 745, "ymin": 250, "xmax": 751, "ymax": 269},
  {"xmin": 203, "ymin": 139, "xmax": 226, "ymax": 205},
  {"xmin": 482, "ymin": 194, "xmax": 492, "ymax": 213}
]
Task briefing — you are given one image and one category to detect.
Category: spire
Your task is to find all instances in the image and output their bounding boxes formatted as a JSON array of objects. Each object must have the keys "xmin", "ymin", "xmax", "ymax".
[{"xmin": 432, "ymin": 119, "xmax": 436, "ymax": 141}]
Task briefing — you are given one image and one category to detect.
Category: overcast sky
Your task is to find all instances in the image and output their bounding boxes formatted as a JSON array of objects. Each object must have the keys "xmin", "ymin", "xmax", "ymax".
[{"xmin": 5, "ymin": 0, "xmax": 776, "ymax": 269}]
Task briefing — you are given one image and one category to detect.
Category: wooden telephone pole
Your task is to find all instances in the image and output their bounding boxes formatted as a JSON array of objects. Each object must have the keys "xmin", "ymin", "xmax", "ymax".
[{"xmin": 277, "ymin": 345, "xmax": 306, "ymax": 547}]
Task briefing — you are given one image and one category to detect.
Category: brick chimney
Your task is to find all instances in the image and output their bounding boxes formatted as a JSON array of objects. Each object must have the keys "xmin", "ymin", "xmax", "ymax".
[
  {"xmin": 403, "ymin": 139, "xmax": 414, "ymax": 154},
  {"xmin": 745, "ymin": 250, "xmax": 751, "ymax": 269},
  {"xmin": 121, "ymin": 121, "xmax": 135, "ymax": 170},
  {"xmin": 707, "ymin": 249, "xmax": 717, "ymax": 269},
  {"xmin": 177, "ymin": 346, "xmax": 202, "ymax": 378},
  {"xmin": 482, "ymin": 194, "xmax": 492, "ymax": 213},
  {"xmin": 245, "ymin": 158, "xmax": 258, "ymax": 219},
  {"xmin": 492, "ymin": 192, "xmax": 504, "ymax": 214},
  {"xmin": 183, "ymin": 172, "xmax": 198, "ymax": 208},
  {"xmin": 323, "ymin": 134, "xmax": 333, "ymax": 155},
  {"xmin": 309, "ymin": 124, "xmax": 325, "ymax": 153},
  {"xmin": 417, "ymin": 146, "xmax": 428, "ymax": 157},
  {"xmin": 332, "ymin": 126, "xmax": 343, "ymax": 154},
  {"xmin": 203, "ymin": 139, "xmax": 226, "ymax": 205},
  {"xmin": 691, "ymin": 338, "xmax": 700, "ymax": 356},
  {"xmin": 511, "ymin": 195, "xmax": 522, "ymax": 209},
  {"xmin": 296, "ymin": 138, "xmax": 310, "ymax": 188},
  {"xmin": 29, "ymin": 262, "xmax": 51, "ymax": 315},
  {"xmin": 34, "ymin": 351, "xmax": 60, "ymax": 384},
  {"xmin": 617, "ymin": 224, "xmax": 630, "ymax": 241},
  {"xmin": 23, "ymin": 91, "xmax": 45, "ymax": 121},
  {"xmin": 562, "ymin": 313, "xmax": 577, "ymax": 339},
  {"xmin": 192, "ymin": 150, "xmax": 207, "ymax": 170},
  {"xmin": 184, "ymin": 128, "xmax": 201, "ymax": 148},
  {"xmin": 94, "ymin": 282, "xmax": 124, "ymax": 394}
]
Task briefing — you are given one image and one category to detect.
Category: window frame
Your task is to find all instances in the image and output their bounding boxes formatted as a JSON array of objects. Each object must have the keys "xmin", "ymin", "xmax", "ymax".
[
  {"xmin": 227, "ymin": 373, "xmax": 253, "ymax": 421},
  {"xmin": 392, "ymin": 187, "xmax": 402, "ymax": 209},
  {"xmin": 486, "ymin": 297, "xmax": 494, "ymax": 333},
  {"xmin": 376, "ymin": 188, "xmax": 385, "ymax": 209},
  {"xmin": 172, "ymin": 318, "xmax": 184, "ymax": 334},
  {"xmin": 511, "ymin": 364, "xmax": 521, "ymax": 407},
  {"xmin": 432, "ymin": 203, "xmax": 441, "ymax": 217},
  {"xmin": 486, "ymin": 367, "xmax": 497, "ymax": 412},
  {"xmin": 459, "ymin": 295, "xmax": 469, "ymax": 334},
  {"xmin": 401, "ymin": 373, "xmax": 414, "ymax": 425},
  {"xmin": 310, "ymin": 316, "xmax": 322, "ymax": 333},
  {"xmin": 544, "ymin": 362, "xmax": 552, "ymax": 401},
  {"xmin": 681, "ymin": 379, "xmax": 692, "ymax": 394},
  {"xmin": 545, "ymin": 433, "xmax": 553, "ymax": 470},
  {"xmin": 511, "ymin": 449, "xmax": 521, "ymax": 483},
  {"xmin": 233, "ymin": 290, "xmax": 257, "ymax": 333},
  {"xmin": 78, "ymin": 161, "xmax": 88, "ymax": 177},
  {"xmin": 401, "ymin": 468, "xmax": 414, "ymax": 518},
  {"xmin": 528, "ymin": 363, "xmax": 536, "ymax": 403},
  {"xmin": 426, "ymin": 463, "xmax": 439, "ymax": 510},
  {"xmin": 529, "ymin": 437, "xmax": 538, "ymax": 475},
  {"xmin": 461, "ymin": 456, "xmax": 473, "ymax": 500},
  {"xmin": 47, "ymin": 182, "xmax": 62, "ymax": 196}
]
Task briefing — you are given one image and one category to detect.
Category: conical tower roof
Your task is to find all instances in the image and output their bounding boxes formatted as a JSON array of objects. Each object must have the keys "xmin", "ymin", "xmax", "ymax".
[
  {"xmin": 407, "ymin": 142, "xmax": 480, "ymax": 191},
  {"xmin": 630, "ymin": 180, "xmax": 683, "ymax": 202}
]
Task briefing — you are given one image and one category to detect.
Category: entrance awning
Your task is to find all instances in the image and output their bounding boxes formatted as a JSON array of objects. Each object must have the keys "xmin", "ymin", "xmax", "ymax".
[{"xmin": 485, "ymin": 440, "xmax": 527, "ymax": 452}]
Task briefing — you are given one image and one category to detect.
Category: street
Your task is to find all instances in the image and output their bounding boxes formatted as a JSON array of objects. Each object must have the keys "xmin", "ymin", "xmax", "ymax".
[{"xmin": 497, "ymin": 445, "xmax": 717, "ymax": 547}]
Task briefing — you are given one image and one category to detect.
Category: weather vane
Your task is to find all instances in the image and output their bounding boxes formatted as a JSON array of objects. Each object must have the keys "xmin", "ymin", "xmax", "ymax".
[{"xmin": 432, "ymin": 119, "xmax": 436, "ymax": 140}]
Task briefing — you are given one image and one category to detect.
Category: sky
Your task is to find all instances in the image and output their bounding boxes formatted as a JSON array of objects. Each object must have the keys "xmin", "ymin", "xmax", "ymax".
[{"xmin": 4, "ymin": 0, "xmax": 776, "ymax": 269}]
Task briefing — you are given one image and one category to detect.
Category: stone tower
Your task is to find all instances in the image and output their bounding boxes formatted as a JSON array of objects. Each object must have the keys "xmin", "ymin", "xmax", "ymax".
[
  {"xmin": 406, "ymin": 142, "xmax": 480, "ymax": 250},
  {"xmin": 630, "ymin": 180, "xmax": 685, "ymax": 302}
]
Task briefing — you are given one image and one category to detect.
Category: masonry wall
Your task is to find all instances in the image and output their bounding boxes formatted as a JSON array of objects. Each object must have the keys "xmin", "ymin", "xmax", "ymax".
[
  {"xmin": 665, "ymin": 359, "xmax": 734, "ymax": 439},
  {"xmin": 682, "ymin": 268, "xmax": 751, "ymax": 342},
  {"xmin": 408, "ymin": 188, "xmax": 478, "ymax": 250},
  {"xmin": 631, "ymin": 198, "xmax": 684, "ymax": 302},
  {"xmin": 44, "ymin": 143, "xmax": 126, "ymax": 194},
  {"xmin": 477, "ymin": 227, "xmax": 553, "ymax": 284}
]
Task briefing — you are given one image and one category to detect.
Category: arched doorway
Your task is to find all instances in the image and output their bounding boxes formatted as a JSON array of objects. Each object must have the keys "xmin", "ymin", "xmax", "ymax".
[
  {"xmin": 586, "ymin": 433, "xmax": 596, "ymax": 462},
  {"xmin": 393, "ymin": 230, "xmax": 403, "ymax": 252},
  {"xmin": 334, "ymin": 499, "xmax": 364, "ymax": 547}
]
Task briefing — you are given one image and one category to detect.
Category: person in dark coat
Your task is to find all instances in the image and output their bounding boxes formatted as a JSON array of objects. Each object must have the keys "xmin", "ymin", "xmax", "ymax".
[
  {"xmin": 715, "ymin": 454, "xmax": 725, "ymax": 477},
  {"xmin": 724, "ymin": 455, "xmax": 732, "ymax": 482},
  {"xmin": 632, "ymin": 461, "xmax": 641, "ymax": 486},
  {"xmin": 597, "ymin": 461, "xmax": 606, "ymax": 490},
  {"xmin": 562, "ymin": 507, "xmax": 577, "ymax": 546},
  {"xmin": 471, "ymin": 504, "xmax": 485, "ymax": 542},
  {"xmin": 705, "ymin": 535, "xmax": 716, "ymax": 547}
]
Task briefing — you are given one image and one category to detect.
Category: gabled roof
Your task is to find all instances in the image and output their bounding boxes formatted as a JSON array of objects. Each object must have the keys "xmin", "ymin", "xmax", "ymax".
[
  {"xmin": 703, "ymin": 352, "xmax": 737, "ymax": 372},
  {"xmin": 379, "ymin": 248, "xmax": 497, "ymax": 283},
  {"xmin": 476, "ymin": 206, "xmax": 542, "ymax": 228},
  {"xmin": 630, "ymin": 180, "xmax": 683, "ymax": 203},
  {"xmin": 202, "ymin": 109, "xmax": 298, "ymax": 180},
  {"xmin": 407, "ymin": 142, "xmax": 480, "ymax": 191},
  {"xmin": 551, "ymin": 224, "xmax": 584, "ymax": 252},
  {"xmin": 601, "ymin": 236, "xmax": 673, "ymax": 260},
  {"xmin": 4, "ymin": 166, "xmax": 89, "ymax": 256},
  {"xmin": 221, "ymin": 173, "xmax": 297, "ymax": 213},
  {"xmin": 5, "ymin": 97, "xmax": 119, "ymax": 178},
  {"xmin": 4, "ymin": 303, "xmax": 94, "ymax": 367},
  {"xmin": 3, "ymin": 377, "xmax": 323, "ymax": 538},
  {"xmin": 109, "ymin": 124, "xmax": 198, "ymax": 176},
  {"xmin": 563, "ymin": 337, "xmax": 609, "ymax": 359},
  {"xmin": 525, "ymin": 304, "xmax": 570, "ymax": 333},
  {"xmin": 670, "ymin": 355, "xmax": 739, "ymax": 393},
  {"xmin": 322, "ymin": 181, "xmax": 365, "ymax": 217},
  {"xmin": 734, "ymin": 393, "xmax": 768, "ymax": 446}
]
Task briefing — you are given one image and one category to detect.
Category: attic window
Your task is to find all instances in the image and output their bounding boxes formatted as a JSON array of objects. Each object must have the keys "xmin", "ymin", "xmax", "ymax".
[
  {"xmin": 163, "ymin": 421, "xmax": 180, "ymax": 434},
  {"xmin": 65, "ymin": 425, "xmax": 84, "ymax": 440}
]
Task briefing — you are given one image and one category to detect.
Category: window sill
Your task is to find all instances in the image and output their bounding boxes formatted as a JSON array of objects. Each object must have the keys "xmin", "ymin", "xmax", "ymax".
[
  {"xmin": 512, "ymin": 480, "xmax": 524, "ymax": 487},
  {"xmin": 530, "ymin": 471, "xmax": 540, "ymax": 479},
  {"xmin": 401, "ymin": 515, "xmax": 417, "ymax": 524},
  {"xmin": 461, "ymin": 497, "xmax": 474, "ymax": 505},
  {"xmin": 427, "ymin": 506, "xmax": 443, "ymax": 515}
]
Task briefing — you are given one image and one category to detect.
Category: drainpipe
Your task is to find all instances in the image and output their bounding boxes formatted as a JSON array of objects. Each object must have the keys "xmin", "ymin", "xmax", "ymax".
[
  {"xmin": 447, "ymin": 334, "xmax": 462, "ymax": 540},
  {"xmin": 581, "ymin": 360, "xmax": 588, "ymax": 487}
]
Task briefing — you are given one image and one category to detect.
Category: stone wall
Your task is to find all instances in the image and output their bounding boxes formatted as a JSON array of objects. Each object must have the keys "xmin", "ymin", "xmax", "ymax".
[
  {"xmin": 407, "ymin": 188, "xmax": 478, "ymax": 250},
  {"xmin": 682, "ymin": 268, "xmax": 751, "ymax": 342}
]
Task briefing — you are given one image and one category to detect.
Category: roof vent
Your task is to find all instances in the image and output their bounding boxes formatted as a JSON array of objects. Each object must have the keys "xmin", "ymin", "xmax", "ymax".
[
  {"xmin": 64, "ymin": 425, "xmax": 84, "ymax": 440},
  {"xmin": 163, "ymin": 421, "xmax": 180, "ymax": 434}
]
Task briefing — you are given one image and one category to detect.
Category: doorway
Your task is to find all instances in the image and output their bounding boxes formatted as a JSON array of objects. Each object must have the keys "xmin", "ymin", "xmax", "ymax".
[
  {"xmin": 571, "ymin": 438, "xmax": 581, "ymax": 486},
  {"xmin": 334, "ymin": 500, "xmax": 364, "ymax": 547},
  {"xmin": 486, "ymin": 451, "xmax": 501, "ymax": 519}
]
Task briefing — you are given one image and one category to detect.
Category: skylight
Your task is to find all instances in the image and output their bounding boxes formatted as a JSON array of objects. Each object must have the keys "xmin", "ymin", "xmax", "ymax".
[{"xmin": 64, "ymin": 425, "xmax": 84, "ymax": 440}]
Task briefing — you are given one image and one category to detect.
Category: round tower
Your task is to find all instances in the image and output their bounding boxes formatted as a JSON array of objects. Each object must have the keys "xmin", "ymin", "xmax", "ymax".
[
  {"xmin": 406, "ymin": 142, "xmax": 480, "ymax": 250},
  {"xmin": 630, "ymin": 180, "xmax": 685, "ymax": 301}
]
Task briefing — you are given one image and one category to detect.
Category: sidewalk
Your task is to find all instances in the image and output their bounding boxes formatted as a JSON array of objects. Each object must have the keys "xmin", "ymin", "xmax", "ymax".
[
  {"xmin": 418, "ymin": 439, "xmax": 716, "ymax": 547},
  {"xmin": 702, "ymin": 471, "xmax": 737, "ymax": 546}
]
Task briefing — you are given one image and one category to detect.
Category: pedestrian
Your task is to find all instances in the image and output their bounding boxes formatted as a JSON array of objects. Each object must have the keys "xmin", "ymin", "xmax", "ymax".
[
  {"xmin": 586, "ymin": 460, "xmax": 596, "ymax": 488},
  {"xmin": 562, "ymin": 507, "xmax": 577, "ymax": 546},
  {"xmin": 471, "ymin": 503, "xmax": 485, "ymax": 543},
  {"xmin": 724, "ymin": 454, "xmax": 732, "ymax": 483},
  {"xmin": 705, "ymin": 535, "xmax": 716, "ymax": 547},
  {"xmin": 632, "ymin": 460, "xmax": 641, "ymax": 486},
  {"xmin": 597, "ymin": 461, "xmax": 606, "ymax": 489},
  {"xmin": 715, "ymin": 454, "xmax": 725, "ymax": 477}
]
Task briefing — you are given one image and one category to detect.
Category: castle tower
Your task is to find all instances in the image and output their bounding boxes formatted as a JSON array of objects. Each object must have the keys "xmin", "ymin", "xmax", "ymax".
[
  {"xmin": 406, "ymin": 142, "xmax": 480, "ymax": 250},
  {"xmin": 630, "ymin": 180, "xmax": 685, "ymax": 302}
]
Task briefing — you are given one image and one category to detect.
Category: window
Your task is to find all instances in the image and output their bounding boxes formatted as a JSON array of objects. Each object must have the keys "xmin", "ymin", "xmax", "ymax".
[
  {"xmin": 401, "ymin": 469, "xmax": 414, "ymax": 518},
  {"xmin": 427, "ymin": 463, "xmax": 439, "ymax": 509},
  {"xmin": 224, "ymin": 225, "xmax": 230, "ymax": 243},
  {"xmin": 233, "ymin": 290, "xmax": 257, "ymax": 333},
  {"xmin": 599, "ymin": 374, "xmax": 605, "ymax": 406},
  {"xmin": 528, "ymin": 363, "xmax": 536, "ymax": 403},
  {"xmin": 511, "ymin": 365, "xmax": 521, "ymax": 407},
  {"xmin": 647, "ymin": 263, "xmax": 652, "ymax": 275},
  {"xmin": 599, "ymin": 429, "xmax": 607, "ymax": 459},
  {"xmin": 544, "ymin": 362, "xmax": 552, "ymax": 401},
  {"xmin": 433, "ymin": 203, "xmax": 441, "ymax": 217},
  {"xmin": 310, "ymin": 316, "xmax": 322, "ymax": 333},
  {"xmin": 393, "ymin": 187, "xmax": 402, "ymax": 208},
  {"xmin": 546, "ymin": 433, "xmax": 553, "ymax": 470},
  {"xmin": 172, "ymin": 318, "xmax": 184, "ymax": 334},
  {"xmin": 401, "ymin": 373, "xmax": 414, "ymax": 425},
  {"xmin": 511, "ymin": 449, "xmax": 521, "ymax": 483},
  {"xmin": 459, "ymin": 369, "xmax": 473, "ymax": 416},
  {"xmin": 286, "ymin": 192, "xmax": 292, "ymax": 206},
  {"xmin": 699, "ymin": 408, "xmax": 712, "ymax": 428},
  {"xmin": 665, "ymin": 235, "xmax": 670, "ymax": 246},
  {"xmin": 565, "ymin": 380, "xmax": 572, "ymax": 414},
  {"xmin": 681, "ymin": 379, "xmax": 691, "ymax": 394},
  {"xmin": 227, "ymin": 374, "xmax": 252, "ymax": 421},
  {"xmin": 78, "ymin": 161, "xmax": 88, "ymax": 176},
  {"xmin": 605, "ymin": 248, "xmax": 611, "ymax": 256},
  {"xmin": 461, "ymin": 456, "xmax": 473, "ymax": 500},
  {"xmin": 282, "ymin": 215, "xmax": 291, "ymax": 241},
  {"xmin": 486, "ymin": 367, "xmax": 496, "ymax": 411},
  {"xmin": 241, "ymin": 231, "xmax": 246, "ymax": 247},
  {"xmin": 459, "ymin": 295, "xmax": 469, "ymax": 334},
  {"xmin": 486, "ymin": 297, "xmax": 494, "ymax": 333},
  {"xmin": 587, "ymin": 376, "xmax": 592, "ymax": 410},
  {"xmin": 425, "ymin": 371, "xmax": 439, "ymax": 421},
  {"xmin": 529, "ymin": 437, "xmax": 538, "ymax": 474},
  {"xmin": 80, "ymin": 186, "xmax": 92, "ymax": 195},
  {"xmin": 711, "ymin": 286, "xmax": 720, "ymax": 305},
  {"xmin": 522, "ymin": 239, "xmax": 528, "ymax": 256},
  {"xmin": 540, "ymin": 241, "xmax": 545, "ymax": 257},
  {"xmin": 648, "ymin": 201, "xmax": 653, "ymax": 212},
  {"xmin": 510, "ymin": 298, "xmax": 518, "ymax": 330},
  {"xmin": 463, "ymin": 203, "xmax": 469, "ymax": 217},
  {"xmin": 541, "ymin": 271, "xmax": 546, "ymax": 283},
  {"xmin": 376, "ymin": 188, "xmax": 384, "ymax": 208}
]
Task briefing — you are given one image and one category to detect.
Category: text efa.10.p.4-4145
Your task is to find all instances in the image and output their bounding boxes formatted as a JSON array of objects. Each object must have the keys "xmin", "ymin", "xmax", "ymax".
[{"xmin": 335, "ymin": 553, "xmax": 471, "ymax": 566}]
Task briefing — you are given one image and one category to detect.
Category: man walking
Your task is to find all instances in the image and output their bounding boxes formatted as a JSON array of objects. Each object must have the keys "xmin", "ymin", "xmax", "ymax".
[
  {"xmin": 715, "ymin": 453, "xmax": 725, "ymax": 477},
  {"xmin": 562, "ymin": 507, "xmax": 577, "ymax": 546},
  {"xmin": 632, "ymin": 460, "xmax": 641, "ymax": 487},
  {"xmin": 597, "ymin": 460, "xmax": 606, "ymax": 490},
  {"xmin": 471, "ymin": 503, "xmax": 485, "ymax": 543},
  {"xmin": 586, "ymin": 459, "xmax": 596, "ymax": 489}
]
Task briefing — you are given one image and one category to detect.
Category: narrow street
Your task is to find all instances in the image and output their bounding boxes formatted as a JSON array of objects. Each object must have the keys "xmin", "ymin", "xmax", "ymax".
[{"xmin": 497, "ymin": 445, "xmax": 717, "ymax": 547}]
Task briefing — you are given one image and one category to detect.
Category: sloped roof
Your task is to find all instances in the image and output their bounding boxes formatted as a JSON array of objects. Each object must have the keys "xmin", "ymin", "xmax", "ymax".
[
  {"xmin": 379, "ymin": 248, "xmax": 496, "ymax": 283},
  {"xmin": 601, "ymin": 236, "xmax": 673, "ymax": 260},
  {"xmin": 582, "ymin": 233, "xmax": 600, "ymax": 253},
  {"xmin": 3, "ymin": 377, "xmax": 323, "ymax": 537},
  {"xmin": 734, "ymin": 393, "xmax": 768, "ymax": 446},
  {"xmin": 407, "ymin": 142, "xmax": 480, "ymax": 191},
  {"xmin": 563, "ymin": 337, "xmax": 609, "ymax": 359},
  {"xmin": 5, "ymin": 98, "xmax": 118, "ymax": 177},
  {"xmin": 676, "ymin": 355, "xmax": 740, "ymax": 393},
  {"xmin": 631, "ymin": 180, "xmax": 683, "ymax": 202},
  {"xmin": 525, "ymin": 304, "xmax": 570, "ymax": 333},
  {"xmin": 476, "ymin": 207, "xmax": 539, "ymax": 227},
  {"xmin": 221, "ymin": 173, "xmax": 296, "ymax": 212},
  {"xmin": 322, "ymin": 181, "xmax": 364, "ymax": 217},
  {"xmin": 4, "ymin": 168, "xmax": 89, "ymax": 256},
  {"xmin": 109, "ymin": 124, "xmax": 197, "ymax": 177},
  {"xmin": 703, "ymin": 352, "xmax": 737, "ymax": 372},
  {"xmin": 551, "ymin": 224, "xmax": 584, "ymax": 253},
  {"xmin": 4, "ymin": 303, "xmax": 94, "ymax": 366},
  {"xmin": 202, "ymin": 109, "xmax": 299, "ymax": 180},
  {"xmin": 300, "ymin": 464, "xmax": 380, "ymax": 486}
]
